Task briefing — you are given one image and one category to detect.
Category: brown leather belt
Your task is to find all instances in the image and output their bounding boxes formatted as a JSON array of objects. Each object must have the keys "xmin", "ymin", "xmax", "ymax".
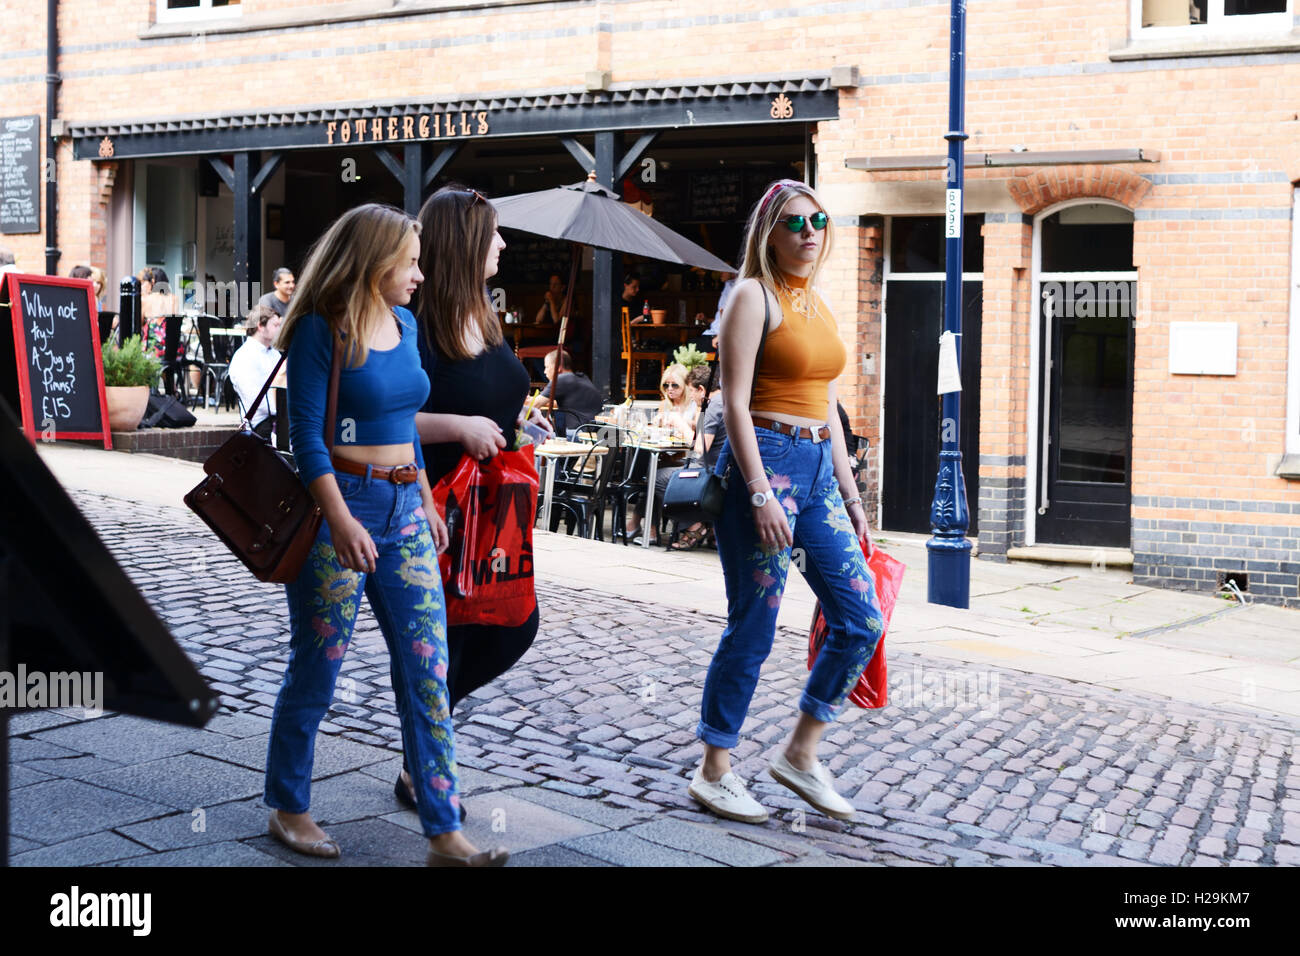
[
  {"xmin": 751, "ymin": 416, "xmax": 831, "ymax": 443},
  {"xmin": 332, "ymin": 455, "xmax": 419, "ymax": 484}
]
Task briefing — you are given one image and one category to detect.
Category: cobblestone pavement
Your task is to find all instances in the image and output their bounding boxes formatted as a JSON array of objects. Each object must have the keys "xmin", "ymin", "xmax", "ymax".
[{"xmin": 8, "ymin": 492, "xmax": 1300, "ymax": 867}]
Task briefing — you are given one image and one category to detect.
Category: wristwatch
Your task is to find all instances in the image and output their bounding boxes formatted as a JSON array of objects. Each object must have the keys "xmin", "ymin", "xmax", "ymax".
[{"xmin": 750, "ymin": 490, "xmax": 772, "ymax": 509}]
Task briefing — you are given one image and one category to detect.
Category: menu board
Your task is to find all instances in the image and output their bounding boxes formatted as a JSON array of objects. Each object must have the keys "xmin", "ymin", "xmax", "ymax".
[
  {"xmin": 1, "ymin": 115, "xmax": 41, "ymax": 235},
  {"xmin": 688, "ymin": 169, "xmax": 744, "ymax": 222},
  {"xmin": 1, "ymin": 273, "xmax": 112, "ymax": 448},
  {"xmin": 495, "ymin": 233, "xmax": 572, "ymax": 284}
]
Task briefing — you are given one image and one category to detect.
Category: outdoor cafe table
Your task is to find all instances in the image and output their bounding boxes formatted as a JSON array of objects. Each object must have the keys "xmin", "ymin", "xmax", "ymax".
[
  {"xmin": 629, "ymin": 321, "xmax": 704, "ymax": 347},
  {"xmin": 577, "ymin": 427, "xmax": 691, "ymax": 548},
  {"xmin": 535, "ymin": 439, "xmax": 610, "ymax": 532}
]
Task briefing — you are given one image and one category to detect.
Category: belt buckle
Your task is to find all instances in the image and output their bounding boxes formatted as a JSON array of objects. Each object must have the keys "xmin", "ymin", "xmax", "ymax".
[{"xmin": 390, "ymin": 464, "xmax": 416, "ymax": 484}]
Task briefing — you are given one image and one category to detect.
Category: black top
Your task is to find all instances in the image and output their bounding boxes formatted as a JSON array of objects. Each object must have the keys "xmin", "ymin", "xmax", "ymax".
[
  {"xmin": 541, "ymin": 371, "xmax": 604, "ymax": 428},
  {"xmin": 417, "ymin": 328, "xmax": 531, "ymax": 484}
]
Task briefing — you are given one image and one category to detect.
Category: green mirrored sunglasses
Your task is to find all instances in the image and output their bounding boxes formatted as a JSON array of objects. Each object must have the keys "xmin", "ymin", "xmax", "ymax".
[{"xmin": 777, "ymin": 211, "xmax": 829, "ymax": 232}]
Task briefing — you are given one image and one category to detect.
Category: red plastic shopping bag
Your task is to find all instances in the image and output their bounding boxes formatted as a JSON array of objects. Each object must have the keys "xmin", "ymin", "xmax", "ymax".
[
  {"xmin": 806, "ymin": 544, "xmax": 905, "ymax": 709},
  {"xmin": 431, "ymin": 447, "xmax": 539, "ymax": 627}
]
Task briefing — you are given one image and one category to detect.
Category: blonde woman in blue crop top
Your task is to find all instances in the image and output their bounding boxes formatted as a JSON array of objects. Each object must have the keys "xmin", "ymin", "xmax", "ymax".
[
  {"xmin": 687, "ymin": 180, "xmax": 886, "ymax": 826},
  {"xmin": 264, "ymin": 203, "xmax": 508, "ymax": 867}
]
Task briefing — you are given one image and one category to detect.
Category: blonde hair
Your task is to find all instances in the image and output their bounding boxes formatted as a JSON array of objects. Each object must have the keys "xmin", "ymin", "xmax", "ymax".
[
  {"xmin": 415, "ymin": 184, "xmax": 503, "ymax": 362},
  {"xmin": 277, "ymin": 203, "xmax": 419, "ymax": 368},
  {"xmin": 659, "ymin": 363, "xmax": 690, "ymax": 411},
  {"xmin": 737, "ymin": 178, "xmax": 834, "ymax": 295}
]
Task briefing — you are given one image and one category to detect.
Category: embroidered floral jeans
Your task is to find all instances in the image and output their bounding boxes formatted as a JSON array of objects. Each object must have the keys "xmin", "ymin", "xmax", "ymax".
[
  {"xmin": 264, "ymin": 467, "xmax": 461, "ymax": 836},
  {"xmin": 698, "ymin": 426, "xmax": 885, "ymax": 749}
]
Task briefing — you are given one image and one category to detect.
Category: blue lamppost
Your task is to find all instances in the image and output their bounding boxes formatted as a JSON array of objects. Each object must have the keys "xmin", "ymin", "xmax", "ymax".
[{"xmin": 927, "ymin": 0, "xmax": 971, "ymax": 608}]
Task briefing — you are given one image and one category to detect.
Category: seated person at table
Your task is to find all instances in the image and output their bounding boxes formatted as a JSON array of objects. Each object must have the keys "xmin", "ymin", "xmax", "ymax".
[
  {"xmin": 538, "ymin": 348, "xmax": 603, "ymax": 437},
  {"xmin": 533, "ymin": 273, "xmax": 566, "ymax": 325},
  {"xmin": 652, "ymin": 363, "xmax": 699, "ymax": 441},
  {"xmin": 140, "ymin": 266, "xmax": 177, "ymax": 360},
  {"xmin": 229, "ymin": 304, "xmax": 284, "ymax": 440},
  {"xmin": 668, "ymin": 373, "xmax": 727, "ymax": 551},
  {"xmin": 626, "ymin": 363, "xmax": 710, "ymax": 545}
]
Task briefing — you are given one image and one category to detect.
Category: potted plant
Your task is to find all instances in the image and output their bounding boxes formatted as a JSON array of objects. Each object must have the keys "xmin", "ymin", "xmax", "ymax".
[
  {"xmin": 101, "ymin": 335, "xmax": 161, "ymax": 431},
  {"xmin": 671, "ymin": 342, "xmax": 710, "ymax": 371}
]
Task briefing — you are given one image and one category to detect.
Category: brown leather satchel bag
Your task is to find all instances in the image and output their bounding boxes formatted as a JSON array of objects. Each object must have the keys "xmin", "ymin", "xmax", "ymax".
[{"xmin": 183, "ymin": 335, "xmax": 342, "ymax": 583}]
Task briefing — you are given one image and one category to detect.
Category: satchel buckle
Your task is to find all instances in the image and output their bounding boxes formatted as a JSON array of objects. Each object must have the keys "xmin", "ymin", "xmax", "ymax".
[
  {"xmin": 249, "ymin": 524, "xmax": 274, "ymax": 553},
  {"xmin": 197, "ymin": 473, "xmax": 223, "ymax": 500},
  {"xmin": 276, "ymin": 497, "xmax": 294, "ymax": 515}
]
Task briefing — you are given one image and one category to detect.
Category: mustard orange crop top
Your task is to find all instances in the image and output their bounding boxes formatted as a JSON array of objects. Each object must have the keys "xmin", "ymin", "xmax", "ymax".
[{"xmin": 748, "ymin": 274, "xmax": 846, "ymax": 420}]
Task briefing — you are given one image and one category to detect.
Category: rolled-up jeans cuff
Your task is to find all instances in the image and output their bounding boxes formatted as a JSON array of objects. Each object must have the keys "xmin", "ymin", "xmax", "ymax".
[
  {"xmin": 696, "ymin": 720, "xmax": 740, "ymax": 750},
  {"xmin": 799, "ymin": 691, "xmax": 839, "ymax": 725}
]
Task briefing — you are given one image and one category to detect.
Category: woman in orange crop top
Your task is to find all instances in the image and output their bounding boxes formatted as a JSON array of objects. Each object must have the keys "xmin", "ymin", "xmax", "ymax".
[{"xmin": 687, "ymin": 179, "xmax": 886, "ymax": 826}]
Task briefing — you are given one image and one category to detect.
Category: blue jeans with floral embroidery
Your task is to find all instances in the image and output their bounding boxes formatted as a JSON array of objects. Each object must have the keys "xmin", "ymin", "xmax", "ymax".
[
  {"xmin": 264, "ymin": 467, "xmax": 461, "ymax": 836},
  {"xmin": 697, "ymin": 425, "xmax": 885, "ymax": 749}
]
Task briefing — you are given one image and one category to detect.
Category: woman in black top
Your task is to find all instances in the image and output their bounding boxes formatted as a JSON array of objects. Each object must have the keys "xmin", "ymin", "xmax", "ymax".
[{"xmin": 398, "ymin": 185, "xmax": 549, "ymax": 813}]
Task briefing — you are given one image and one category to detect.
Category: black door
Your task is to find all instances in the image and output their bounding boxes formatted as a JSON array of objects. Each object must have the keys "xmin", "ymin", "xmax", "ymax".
[
  {"xmin": 1034, "ymin": 281, "xmax": 1134, "ymax": 546},
  {"xmin": 882, "ymin": 280, "xmax": 982, "ymax": 535}
]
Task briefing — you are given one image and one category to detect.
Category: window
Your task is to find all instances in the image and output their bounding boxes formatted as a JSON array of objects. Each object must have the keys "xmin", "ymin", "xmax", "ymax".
[
  {"xmin": 1135, "ymin": 0, "xmax": 1292, "ymax": 37},
  {"xmin": 157, "ymin": 0, "xmax": 241, "ymax": 22}
]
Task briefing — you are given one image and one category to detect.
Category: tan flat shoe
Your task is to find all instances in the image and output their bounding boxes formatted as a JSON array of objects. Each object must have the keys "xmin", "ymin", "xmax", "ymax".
[
  {"xmin": 268, "ymin": 811, "xmax": 341, "ymax": 859},
  {"xmin": 426, "ymin": 846, "xmax": 509, "ymax": 867}
]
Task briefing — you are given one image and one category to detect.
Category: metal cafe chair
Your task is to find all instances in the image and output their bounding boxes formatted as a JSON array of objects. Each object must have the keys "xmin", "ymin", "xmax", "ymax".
[
  {"xmin": 155, "ymin": 314, "xmax": 207, "ymax": 407},
  {"xmin": 547, "ymin": 437, "xmax": 612, "ymax": 539},
  {"xmin": 573, "ymin": 422, "xmax": 647, "ymax": 546},
  {"xmin": 196, "ymin": 314, "xmax": 239, "ymax": 410}
]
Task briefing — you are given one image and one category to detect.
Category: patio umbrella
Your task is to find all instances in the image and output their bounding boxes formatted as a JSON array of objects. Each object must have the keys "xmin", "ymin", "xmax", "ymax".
[
  {"xmin": 491, "ymin": 173, "xmax": 735, "ymax": 274},
  {"xmin": 491, "ymin": 173, "xmax": 734, "ymax": 403}
]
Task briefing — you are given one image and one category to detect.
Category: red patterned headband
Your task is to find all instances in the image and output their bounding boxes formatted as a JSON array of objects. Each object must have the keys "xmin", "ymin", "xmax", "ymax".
[{"xmin": 758, "ymin": 178, "xmax": 805, "ymax": 217}]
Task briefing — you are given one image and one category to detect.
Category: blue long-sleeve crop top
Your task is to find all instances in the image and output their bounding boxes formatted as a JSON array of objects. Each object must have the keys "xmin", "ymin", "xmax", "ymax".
[{"xmin": 286, "ymin": 307, "xmax": 429, "ymax": 485}]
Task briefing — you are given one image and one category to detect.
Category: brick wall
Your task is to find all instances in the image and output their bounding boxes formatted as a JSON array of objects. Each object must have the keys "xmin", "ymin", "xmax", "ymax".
[{"xmin": 4, "ymin": 0, "xmax": 1298, "ymax": 601}]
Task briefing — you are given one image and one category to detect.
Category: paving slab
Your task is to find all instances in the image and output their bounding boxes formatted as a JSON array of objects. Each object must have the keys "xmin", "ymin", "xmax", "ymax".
[
  {"xmin": 559, "ymin": 830, "xmax": 723, "ymax": 867},
  {"xmin": 382, "ymin": 789, "xmax": 607, "ymax": 853},
  {"xmin": 80, "ymin": 753, "xmax": 266, "ymax": 812},
  {"xmin": 112, "ymin": 841, "xmax": 291, "ymax": 867},
  {"xmin": 509, "ymin": 845, "xmax": 616, "ymax": 867},
  {"xmin": 507, "ymin": 783, "xmax": 654, "ymax": 829},
  {"xmin": 116, "ymin": 799, "xmax": 273, "ymax": 851},
  {"xmin": 9, "ymin": 779, "xmax": 174, "ymax": 843},
  {"xmin": 626, "ymin": 818, "xmax": 786, "ymax": 866},
  {"xmin": 10, "ymin": 831, "xmax": 153, "ymax": 867},
  {"xmin": 200, "ymin": 732, "xmax": 393, "ymax": 776}
]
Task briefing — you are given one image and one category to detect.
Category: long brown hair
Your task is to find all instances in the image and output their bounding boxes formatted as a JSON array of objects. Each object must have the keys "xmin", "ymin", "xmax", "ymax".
[
  {"xmin": 415, "ymin": 184, "xmax": 503, "ymax": 361},
  {"xmin": 737, "ymin": 178, "xmax": 834, "ymax": 293},
  {"xmin": 277, "ymin": 203, "xmax": 419, "ymax": 368}
]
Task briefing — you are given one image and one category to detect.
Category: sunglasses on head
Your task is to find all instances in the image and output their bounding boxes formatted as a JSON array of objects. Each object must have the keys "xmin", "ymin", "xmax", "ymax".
[
  {"xmin": 461, "ymin": 189, "xmax": 486, "ymax": 206},
  {"xmin": 776, "ymin": 211, "xmax": 829, "ymax": 232}
]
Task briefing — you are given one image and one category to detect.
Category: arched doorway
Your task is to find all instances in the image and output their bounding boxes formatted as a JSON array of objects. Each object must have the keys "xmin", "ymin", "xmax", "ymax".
[{"xmin": 1031, "ymin": 202, "xmax": 1136, "ymax": 547}]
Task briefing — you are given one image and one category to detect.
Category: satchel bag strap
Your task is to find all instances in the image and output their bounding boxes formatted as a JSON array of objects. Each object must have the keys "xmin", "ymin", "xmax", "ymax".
[
  {"xmin": 241, "ymin": 352, "xmax": 287, "ymax": 432},
  {"xmin": 240, "ymin": 334, "xmax": 343, "ymax": 448},
  {"xmin": 684, "ymin": 398, "xmax": 710, "ymax": 468}
]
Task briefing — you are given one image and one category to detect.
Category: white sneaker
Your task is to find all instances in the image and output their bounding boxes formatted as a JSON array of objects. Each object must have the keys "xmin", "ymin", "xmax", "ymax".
[
  {"xmin": 688, "ymin": 767, "xmax": 769, "ymax": 824},
  {"xmin": 768, "ymin": 752, "xmax": 855, "ymax": 821}
]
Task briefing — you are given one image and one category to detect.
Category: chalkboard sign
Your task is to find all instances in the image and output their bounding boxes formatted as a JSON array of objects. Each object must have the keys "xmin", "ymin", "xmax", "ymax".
[
  {"xmin": 1, "ymin": 114, "xmax": 41, "ymax": 235},
  {"xmin": 689, "ymin": 169, "xmax": 744, "ymax": 222},
  {"xmin": 2, "ymin": 273, "xmax": 112, "ymax": 448},
  {"xmin": 495, "ymin": 231, "xmax": 572, "ymax": 284}
]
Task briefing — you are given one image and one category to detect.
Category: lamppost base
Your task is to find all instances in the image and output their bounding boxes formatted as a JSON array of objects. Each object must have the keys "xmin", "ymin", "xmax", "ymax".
[{"xmin": 926, "ymin": 534, "xmax": 972, "ymax": 609}]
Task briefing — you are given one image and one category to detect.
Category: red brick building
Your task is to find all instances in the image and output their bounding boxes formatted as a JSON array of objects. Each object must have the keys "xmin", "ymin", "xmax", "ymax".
[{"xmin": 3, "ymin": 0, "xmax": 1298, "ymax": 603}]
